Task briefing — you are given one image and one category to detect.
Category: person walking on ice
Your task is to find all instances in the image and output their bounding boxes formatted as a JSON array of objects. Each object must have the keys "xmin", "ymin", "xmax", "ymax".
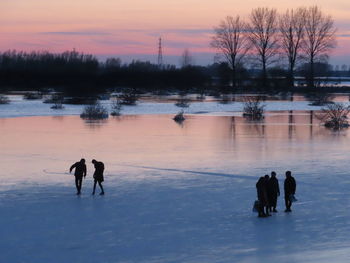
[
  {"xmin": 92, "ymin": 159, "xmax": 105, "ymax": 195},
  {"xmin": 69, "ymin": 158, "xmax": 87, "ymax": 195}
]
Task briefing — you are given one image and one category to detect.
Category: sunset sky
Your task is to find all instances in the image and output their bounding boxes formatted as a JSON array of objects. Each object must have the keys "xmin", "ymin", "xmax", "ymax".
[{"xmin": 1, "ymin": 0, "xmax": 350, "ymax": 66}]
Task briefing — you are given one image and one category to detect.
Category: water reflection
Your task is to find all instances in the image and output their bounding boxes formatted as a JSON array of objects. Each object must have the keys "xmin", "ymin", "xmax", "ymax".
[
  {"xmin": 0, "ymin": 112, "xmax": 348, "ymax": 186},
  {"xmin": 82, "ymin": 118, "xmax": 109, "ymax": 129},
  {"xmin": 51, "ymin": 116, "xmax": 64, "ymax": 122}
]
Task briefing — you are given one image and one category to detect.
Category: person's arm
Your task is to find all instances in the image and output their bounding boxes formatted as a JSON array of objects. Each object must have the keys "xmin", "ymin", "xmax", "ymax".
[
  {"xmin": 292, "ymin": 178, "xmax": 296, "ymax": 194},
  {"xmin": 69, "ymin": 163, "xmax": 76, "ymax": 173}
]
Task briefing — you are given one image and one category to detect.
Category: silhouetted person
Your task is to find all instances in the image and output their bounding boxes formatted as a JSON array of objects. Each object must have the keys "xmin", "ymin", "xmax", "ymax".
[
  {"xmin": 69, "ymin": 158, "xmax": 87, "ymax": 195},
  {"xmin": 263, "ymin": 175, "xmax": 271, "ymax": 216},
  {"xmin": 92, "ymin": 159, "xmax": 105, "ymax": 195},
  {"xmin": 267, "ymin": 171, "xmax": 280, "ymax": 212},
  {"xmin": 284, "ymin": 171, "xmax": 296, "ymax": 212},
  {"xmin": 256, "ymin": 176, "xmax": 269, "ymax": 217}
]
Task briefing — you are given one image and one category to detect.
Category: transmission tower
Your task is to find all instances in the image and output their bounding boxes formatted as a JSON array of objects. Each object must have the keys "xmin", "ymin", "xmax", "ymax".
[{"xmin": 157, "ymin": 37, "xmax": 163, "ymax": 67}]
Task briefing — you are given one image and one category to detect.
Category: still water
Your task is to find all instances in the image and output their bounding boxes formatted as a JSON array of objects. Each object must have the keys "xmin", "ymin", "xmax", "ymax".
[{"xmin": 0, "ymin": 112, "xmax": 349, "ymax": 189}]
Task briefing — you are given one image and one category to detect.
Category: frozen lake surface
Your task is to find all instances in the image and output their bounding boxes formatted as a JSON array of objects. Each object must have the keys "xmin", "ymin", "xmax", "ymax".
[{"xmin": 1, "ymin": 113, "xmax": 350, "ymax": 262}]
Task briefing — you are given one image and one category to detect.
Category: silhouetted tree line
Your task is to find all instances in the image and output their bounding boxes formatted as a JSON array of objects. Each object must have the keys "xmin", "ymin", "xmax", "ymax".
[
  {"xmin": 0, "ymin": 50, "xmax": 212, "ymax": 96},
  {"xmin": 1, "ymin": 47, "xmax": 345, "ymax": 98}
]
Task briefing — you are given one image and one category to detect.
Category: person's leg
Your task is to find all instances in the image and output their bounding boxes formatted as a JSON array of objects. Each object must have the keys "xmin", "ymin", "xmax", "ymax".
[
  {"xmin": 78, "ymin": 178, "xmax": 82, "ymax": 193},
  {"xmin": 272, "ymin": 195, "xmax": 277, "ymax": 212},
  {"xmin": 258, "ymin": 202, "xmax": 264, "ymax": 217},
  {"xmin": 92, "ymin": 180, "xmax": 97, "ymax": 195},
  {"xmin": 288, "ymin": 198, "xmax": 292, "ymax": 211},
  {"xmin": 285, "ymin": 195, "xmax": 292, "ymax": 211},
  {"xmin": 98, "ymin": 181, "xmax": 104, "ymax": 195},
  {"xmin": 75, "ymin": 177, "xmax": 80, "ymax": 194},
  {"xmin": 285, "ymin": 195, "xmax": 289, "ymax": 211}
]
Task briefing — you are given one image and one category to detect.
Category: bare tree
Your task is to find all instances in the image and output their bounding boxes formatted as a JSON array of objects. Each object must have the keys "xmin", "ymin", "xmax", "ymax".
[
  {"xmin": 180, "ymin": 49, "xmax": 194, "ymax": 68},
  {"xmin": 211, "ymin": 15, "xmax": 250, "ymax": 88},
  {"xmin": 302, "ymin": 6, "xmax": 336, "ymax": 88},
  {"xmin": 279, "ymin": 8, "xmax": 306, "ymax": 87},
  {"xmin": 248, "ymin": 7, "xmax": 279, "ymax": 88}
]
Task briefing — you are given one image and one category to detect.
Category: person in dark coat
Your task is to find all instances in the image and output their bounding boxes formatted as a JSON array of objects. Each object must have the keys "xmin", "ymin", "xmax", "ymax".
[
  {"xmin": 263, "ymin": 175, "xmax": 271, "ymax": 216},
  {"xmin": 92, "ymin": 159, "xmax": 105, "ymax": 195},
  {"xmin": 69, "ymin": 158, "xmax": 87, "ymax": 195},
  {"xmin": 256, "ymin": 176, "xmax": 269, "ymax": 217},
  {"xmin": 284, "ymin": 170, "xmax": 296, "ymax": 212},
  {"xmin": 267, "ymin": 171, "xmax": 280, "ymax": 212}
]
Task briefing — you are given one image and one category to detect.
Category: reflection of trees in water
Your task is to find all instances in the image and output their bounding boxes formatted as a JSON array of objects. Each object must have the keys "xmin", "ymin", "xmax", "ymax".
[
  {"xmin": 51, "ymin": 116, "xmax": 64, "ymax": 122},
  {"xmin": 288, "ymin": 110, "xmax": 295, "ymax": 139},
  {"xmin": 229, "ymin": 116, "xmax": 236, "ymax": 139},
  {"xmin": 235, "ymin": 110, "xmax": 335, "ymax": 140},
  {"xmin": 242, "ymin": 118, "xmax": 266, "ymax": 137},
  {"xmin": 174, "ymin": 120, "xmax": 185, "ymax": 128},
  {"xmin": 83, "ymin": 119, "xmax": 108, "ymax": 129},
  {"xmin": 111, "ymin": 115, "xmax": 138, "ymax": 122}
]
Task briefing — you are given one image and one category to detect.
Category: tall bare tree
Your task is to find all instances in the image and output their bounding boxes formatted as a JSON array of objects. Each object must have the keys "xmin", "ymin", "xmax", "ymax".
[
  {"xmin": 180, "ymin": 49, "xmax": 194, "ymax": 68},
  {"xmin": 303, "ymin": 6, "xmax": 336, "ymax": 88},
  {"xmin": 211, "ymin": 15, "xmax": 250, "ymax": 88},
  {"xmin": 279, "ymin": 8, "xmax": 306, "ymax": 87},
  {"xmin": 248, "ymin": 7, "xmax": 279, "ymax": 88}
]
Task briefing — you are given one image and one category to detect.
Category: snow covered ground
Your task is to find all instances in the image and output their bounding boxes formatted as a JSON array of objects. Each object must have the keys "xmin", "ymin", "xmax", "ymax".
[{"xmin": 1, "ymin": 99, "xmax": 350, "ymax": 262}]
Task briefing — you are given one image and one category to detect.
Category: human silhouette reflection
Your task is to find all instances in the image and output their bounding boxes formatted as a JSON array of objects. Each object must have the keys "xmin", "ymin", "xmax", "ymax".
[
  {"xmin": 69, "ymin": 158, "xmax": 87, "ymax": 195},
  {"xmin": 92, "ymin": 159, "xmax": 105, "ymax": 195}
]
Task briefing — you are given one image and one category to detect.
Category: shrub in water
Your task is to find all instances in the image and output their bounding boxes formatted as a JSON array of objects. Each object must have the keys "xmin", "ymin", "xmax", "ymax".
[
  {"xmin": 51, "ymin": 103, "xmax": 64, "ymax": 110},
  {"xmin": 23, "ymin": 92, "xmax": 42, "ymax": 100},
  {"xmin": 0, "ymin": 95, "xmax": 10, "ymax": 104},
  {"xmin": 173, "ymin": 110, "xmax": 185, "ymax": 123},
  {"xmin": 175, "ymin": 96, "xmax": 191, "ymax": 108},
  {"xmin": 80, "ymin": 102, "xmax": 108, "ymax": 119},
  {"xmin": 49, "ymin": 95, "xmax": 64, "ymax": 110},
  {"xmin": 118, "ymin": 88, "xmax": 139, "ymax": 105},
  {"xmin": 243, "ymin": 96, "xmax": 265, "ymax": 120},
  {"xmin": 306, "ymin": 92, "xmax": 334, "ymax": 106},
  {"xmin": 317, "ymin": 103, "xmax": 350, "ymax": 130},
  {"xmin": 110, "ymin": 99, "xmax": 123, "ymax": 116}
]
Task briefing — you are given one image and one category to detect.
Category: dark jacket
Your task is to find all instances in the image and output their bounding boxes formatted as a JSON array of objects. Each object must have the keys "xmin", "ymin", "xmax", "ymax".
[
  {"xmin": 93, "ymin": 161, "xmax": 104, "ymax": 182},
  {"xmin": 284, "ymin": 176, "xmax": 296, "ymax": 196},
  {"xmin": 268, "ymin": 177, "xmax": 280, "ymax": 196},
  {"xmin": 256, "ymin": 177, "xmax": 268, "ymax": 205},
  {"xmin": 70, "ymin": 162, "xmax": 87, "ymax": 178}
]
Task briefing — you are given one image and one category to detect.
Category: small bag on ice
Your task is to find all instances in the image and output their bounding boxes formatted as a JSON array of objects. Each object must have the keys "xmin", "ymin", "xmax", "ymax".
[
  {"xmin": 289, "ymin": 194, "xmax": 298, "ymax": 203},
  {"xmin": 252, "ymin": 200, "xmax": 260, "ymax": 212}
]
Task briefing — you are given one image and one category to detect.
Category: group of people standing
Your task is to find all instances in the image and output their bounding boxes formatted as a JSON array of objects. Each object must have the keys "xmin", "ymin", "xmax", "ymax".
[
  {"xmin": 69, "ymin": 158, "xmax": 105, "ymax": 195},
  {"xmin": 256, "ymin": 171, "xmax": 296, "ymax": 217}
]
